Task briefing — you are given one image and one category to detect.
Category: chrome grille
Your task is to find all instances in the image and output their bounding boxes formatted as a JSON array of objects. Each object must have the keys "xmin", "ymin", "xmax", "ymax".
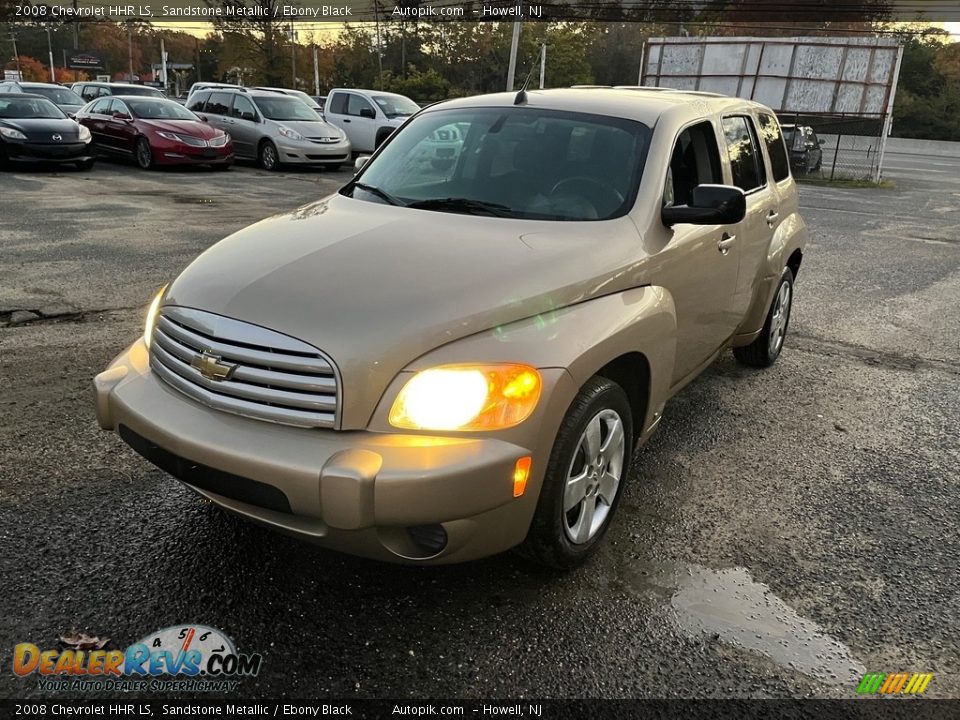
[{"xmin": 149, "ymin": 306, "xmax": 339, "ymax": 429}]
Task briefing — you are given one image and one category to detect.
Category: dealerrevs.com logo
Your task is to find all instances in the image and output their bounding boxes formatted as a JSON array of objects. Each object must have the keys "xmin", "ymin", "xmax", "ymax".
[{"xmin": 13, "ymin": 624, "xmax": 262, "ymax": 693}]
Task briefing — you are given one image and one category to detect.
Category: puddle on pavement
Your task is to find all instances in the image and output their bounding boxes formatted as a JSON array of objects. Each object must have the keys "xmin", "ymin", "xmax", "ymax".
[{"xmin": 626, "ymin": 563, "xmax": 865, "ymax": 685}]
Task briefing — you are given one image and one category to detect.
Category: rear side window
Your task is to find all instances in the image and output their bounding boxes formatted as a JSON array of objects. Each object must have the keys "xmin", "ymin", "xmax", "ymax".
[
  {"xmin": 90, "ymin": 98, "xmax": 112, "ymax": 115},
  {"xmin": 328, "ymin": 92, "xmax": 347, "ymax": 115},
  {"xmin": 205, "ymin": 92, "xmax": 232, "ymax": 116},
  {"xmin": 757, "ymin": 114, "xmax": 791, "ymax": 182},
  {"xmin": 186, "ymin": 91, "xmax": 209, "ymax": 112},
  {"xmin": 664, "ymin": 120, "xmax": 723, "ymax": 207},
  {"xmin": 721, "ymin": 116, "xmax": 766, "ymax": 192}
]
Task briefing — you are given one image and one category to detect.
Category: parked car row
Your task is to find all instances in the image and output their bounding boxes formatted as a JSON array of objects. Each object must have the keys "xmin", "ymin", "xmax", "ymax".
[{"xmin": 2, "ymin": 80, "xmax": 457, "ymax": 174}]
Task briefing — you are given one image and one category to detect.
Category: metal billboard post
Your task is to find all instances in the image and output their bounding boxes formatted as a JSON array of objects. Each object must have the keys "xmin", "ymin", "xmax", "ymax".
[{"xmin": 875, "ymin": 43, "xmax": 904, "ymax": 184}]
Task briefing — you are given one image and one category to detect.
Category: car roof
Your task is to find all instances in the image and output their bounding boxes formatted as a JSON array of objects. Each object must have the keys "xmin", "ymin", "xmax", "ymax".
[
  {"xmin": 10, "ymin": 82, "xmax": 62, "ymax": 88},
  {"xmin": 0, "ymin": 92, "xmax": 47, "ymax": 98},
  {"xmin": 109, "ymin": 95, "xmax": 175, "ymax": 101},
  {"xmin": 430, "ymin": 86, "xmax": 771, "ymax": 126}
]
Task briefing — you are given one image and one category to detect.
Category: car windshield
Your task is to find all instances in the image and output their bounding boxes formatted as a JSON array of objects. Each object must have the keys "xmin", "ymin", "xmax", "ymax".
[
  {"xmin": 115, "ymin": 86, "xmax": 162, "ymax": 97},
  {"xmin": 127, "ymin": 99, "xmax": 198, "ymax": 120},
  {"xmin": 0, "ymin": 96, "xmax": 66, "ymax": 119},
  {"xmin": 28, "ymin": 86, "xmax": 84, "ymax": 106},
  {"xmin": 253, "ymin": 96, "xmax": 318, "ymax": 121},
  {"xmin": 372, "ymin": 94, "xmax": 419, "ymax": 118},
  {"xmin": 348, "ymin": 107, "xmax": 651, "ymax": 221}
]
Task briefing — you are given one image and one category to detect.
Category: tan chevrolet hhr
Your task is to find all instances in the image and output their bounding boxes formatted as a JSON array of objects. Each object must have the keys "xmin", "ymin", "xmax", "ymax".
[{"xmin": 95, "ymin": 87, "xmax": 806, "ymax": 567}]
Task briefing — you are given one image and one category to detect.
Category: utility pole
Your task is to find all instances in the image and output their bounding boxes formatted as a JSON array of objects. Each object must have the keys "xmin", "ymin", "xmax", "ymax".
[
  {"xmin": 9, "ymin": 33, "xmax": 21, "ymax": 77},
  {"xmin": 289, "ymin": 22, "xmax": 297, "ymax": 89},
  {"xmin": 73, "ymin": 0, "xmax": 79, "ymax": 49},
  {"xmin": 506, "ymin": 22, "xmax": 521, "ymax": 91},
  {"xmin": 195, "ymin": 38, "xmax": 201, "ymax": 83},
  {"xmin": 45, "ymin": 27, "xmax": 55, "ymax": 83},
  {"xmin": 374, "ymin": 0, "xmax": 384, "ymax": 90},
  {"xmin": 539, "ymin": 43, "xmax": 546, "ymax": 89},
  {"xmin": 127, "ymin": 24, "xmax": 134, "ymax": 81},
  {"xmin": 312, "ymin": 45, "xmax": 319, "ymax": 96},
  {"xmin": 160, "ymin": 38, "xmax": 168, "ymax": 95}
]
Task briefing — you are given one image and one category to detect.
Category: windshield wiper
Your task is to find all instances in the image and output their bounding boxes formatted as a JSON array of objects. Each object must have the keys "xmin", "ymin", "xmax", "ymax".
[
  {"xmin": 406, "ymin": 198, "xmax": 512, "ymax": 217},
  {"xmin": 351, "ymin": 182, "xmax": 405, "ymax": 207}
]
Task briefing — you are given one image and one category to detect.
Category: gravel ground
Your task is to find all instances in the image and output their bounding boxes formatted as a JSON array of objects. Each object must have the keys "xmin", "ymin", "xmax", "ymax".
[{"xmin": 0, "ymin": 158, "xmax": 957, "ymax": 700}]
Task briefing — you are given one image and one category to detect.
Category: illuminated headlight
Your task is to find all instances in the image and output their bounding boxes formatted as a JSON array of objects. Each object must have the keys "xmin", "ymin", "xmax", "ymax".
[
  {"xmin": 389, "ymin": 364, "xmax": 541, "ymax": 431},
  {"xmin": 277, "ymin": 126, "xmax": 302, "ymax": 141},
  {"xmin": 78, "ymin": 125, "xmax": 92, "ymax": 143},
  {"xmin": 143, "ymin": 285, "xmax": 168, "ymax": 349},
  {"xmin": 0, "ymin": 127, "xmax": 26, "ymax": 140}
]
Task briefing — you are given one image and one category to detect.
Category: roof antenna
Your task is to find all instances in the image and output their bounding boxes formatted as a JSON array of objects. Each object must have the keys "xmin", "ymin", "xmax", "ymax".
[{"xmin": 514, "ymin": 52, "xmax": 541, "ymax": 105}]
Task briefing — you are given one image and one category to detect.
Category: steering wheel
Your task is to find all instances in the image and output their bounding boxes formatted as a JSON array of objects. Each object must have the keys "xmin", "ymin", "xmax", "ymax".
[{"xmin": 550, "ymin": 177, "xmax": 625, "ymax": 213}]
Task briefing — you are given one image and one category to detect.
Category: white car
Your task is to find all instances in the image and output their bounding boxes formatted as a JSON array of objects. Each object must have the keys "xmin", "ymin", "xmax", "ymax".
[{"xmin": 323, "ymin": 89, "xmax": 419, "ymax": 154}]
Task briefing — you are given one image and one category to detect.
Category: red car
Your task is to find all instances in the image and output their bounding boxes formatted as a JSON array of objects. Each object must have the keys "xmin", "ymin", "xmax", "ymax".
[{"xmin": 75, "ymin": 96, "xmax": 233, "ymax": 169}]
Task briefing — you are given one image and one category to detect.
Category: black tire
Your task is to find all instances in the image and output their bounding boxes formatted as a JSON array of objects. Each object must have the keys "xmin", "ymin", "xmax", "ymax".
[
  {"xmin": 374, "ymin": 129, "xmax": 393, "ymax": 150},
  {"xmin": 520, "ymin": 376, "xmax": 634, "ymax": 569},
  {"xmin": 323, "ymin": 163, "xmax": 342, "ymax": 171},
  {"xmin": 135, "ymin": 138, "xmax": 153, "ymax": 169},
  {"xmin": 134, "ymin": 138, "xmax": 154, "ymax": 169},
  {"xmin": 75, "ymin": 159, "xmax": 95, "ymax": 171},
  {"xmin": 259, "ymin": 140, "xmax": 280, "ymax": 171},
  {"xmin": 734, "ymin": 267, "xmax": 795, "ymax": 368}
]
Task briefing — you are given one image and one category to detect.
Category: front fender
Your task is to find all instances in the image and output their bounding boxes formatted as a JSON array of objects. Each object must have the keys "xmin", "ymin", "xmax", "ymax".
[{"xmin": 368, "ymin": 285, "xmax": 678, "ymax": 444}]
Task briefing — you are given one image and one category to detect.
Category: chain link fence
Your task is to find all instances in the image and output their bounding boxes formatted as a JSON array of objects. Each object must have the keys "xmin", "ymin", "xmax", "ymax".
[{"xmin": 777, "ymin": 112, "xmax": 888, "ymax": 182}]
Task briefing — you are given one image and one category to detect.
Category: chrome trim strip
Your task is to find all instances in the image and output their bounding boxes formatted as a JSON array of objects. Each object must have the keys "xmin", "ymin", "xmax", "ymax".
[
  {"xmin": 157, "ymin": 316, "xmax": 332, "ymax": 374},
  {"xmin": 152, "ymin": 342, "xmax": 336, "ymax": 413},
  {"xmin": 151, "ymin": 356, "xmax": 335, "ymax": 428}
]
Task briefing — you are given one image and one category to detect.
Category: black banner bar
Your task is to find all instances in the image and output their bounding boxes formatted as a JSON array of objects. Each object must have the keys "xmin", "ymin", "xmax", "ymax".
[{"xmin": 1, "ymin": 700, "xmax": 959, "ymax": 720}]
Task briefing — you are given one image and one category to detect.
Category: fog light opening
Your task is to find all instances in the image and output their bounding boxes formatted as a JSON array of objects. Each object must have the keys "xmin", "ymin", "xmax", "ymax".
[
  {"xmin": 407, "ymin": 523, "xmax": 448, "ymax": 556},
  {"xmin": 513, "ymin": 456, "xmax": 532, "ymax": 497}
]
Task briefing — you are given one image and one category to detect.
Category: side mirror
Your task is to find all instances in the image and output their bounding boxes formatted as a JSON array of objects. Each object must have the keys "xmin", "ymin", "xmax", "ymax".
[
  {"xmin": 113, "ymin": 112, "xmax": 131, "ymax": 121},
  {"xmin": 359, "ymin": 107, "xmax": 375, "ymax": 120},
  {"xmin": 354, "ymin": 156, "xmax": 371, "ymax": 173},
  {"xmin": 662, "ymin": 184, "xmax": 746, "ymax": 227},
  {"xmin": 197, "ymin": 114, "xmax": 208, "ymax": 123}
]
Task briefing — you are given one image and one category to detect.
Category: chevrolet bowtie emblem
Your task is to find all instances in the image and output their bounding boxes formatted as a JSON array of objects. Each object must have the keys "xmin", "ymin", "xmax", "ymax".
[{"xmin": 191, "ymin": 351, "xmax": 236, "ymax": 381}]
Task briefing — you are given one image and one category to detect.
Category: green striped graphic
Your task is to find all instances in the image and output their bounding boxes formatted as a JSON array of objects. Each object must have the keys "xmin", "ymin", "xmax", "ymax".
[{"xmin": 857, "ymin": 673, "xmax": 886, "ymax": 694}]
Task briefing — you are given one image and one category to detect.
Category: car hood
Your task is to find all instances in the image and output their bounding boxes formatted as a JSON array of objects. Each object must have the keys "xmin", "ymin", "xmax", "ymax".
[
  {"xmin": 140, "ymin": 119, "xmax": 223, "ymax": 139},
  {"xmin": 0, "ymin": 117, "xmax": 82, "ymax": 141},
  {"xmin": 164, "ymin": 194, "xmax": 645, "ymax": 427}
]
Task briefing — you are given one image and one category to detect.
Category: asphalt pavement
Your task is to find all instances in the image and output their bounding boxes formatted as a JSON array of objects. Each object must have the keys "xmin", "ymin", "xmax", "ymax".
[{"xmin": 0, "ymin": 158, "xmax": 957, "ymax": 700}]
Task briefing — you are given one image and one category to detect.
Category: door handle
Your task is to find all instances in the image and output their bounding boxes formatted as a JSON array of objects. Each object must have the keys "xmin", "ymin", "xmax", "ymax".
[
  {"xmin": 718, "ymin": 233, "xmax": 736, "ymax": 254},
  {"xmin": 766, "ymin": 210, "xmax": 779, "ymax": 226},
  {"xmin": 343, "ymin": 118, "xmax": 351, "ymax": 123}
]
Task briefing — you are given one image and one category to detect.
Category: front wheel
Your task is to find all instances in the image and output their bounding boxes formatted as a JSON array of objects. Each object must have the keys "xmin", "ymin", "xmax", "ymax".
[
  {"xmin": 75, "ymin": 159, "xmax": 95, "ymax": 171},
  {"xmin": 734, "ymin": 267, "xmax": 794, "ymax": 368},
  {"xmin": 520, "ymin": 376, "xmax": 633, "ymax": 569},
  {"xmin": 135, "ymin": 138, "xmax": 153, "ymax": 169},
  {"xmin": 259, "ymin": 140, "xmax": 280, "ymax": 171}
]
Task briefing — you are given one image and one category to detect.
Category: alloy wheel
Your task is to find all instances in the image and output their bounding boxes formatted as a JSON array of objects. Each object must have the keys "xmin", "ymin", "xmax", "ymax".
[
  {"xmin": 562, "ymin": 409, "xmax": 626, "ymax": 545},
  {"xmin": 768, "ymin": 281, "xmax": 792, "ymax": 356}
]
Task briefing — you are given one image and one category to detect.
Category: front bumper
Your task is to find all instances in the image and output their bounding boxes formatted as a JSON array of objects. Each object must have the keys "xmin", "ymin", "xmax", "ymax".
[
  {"xmin": 278, "ymin": 138, "xmax": 351, "ymax": 165},
  {"xmin": 153, "ymin": 140, "xmax": 234, "ymax": 166},
  {"xmin": 5, "ymin": 141, "xmax": 93, "ymax": 163},
  {"xmin": 94, "ymin": 341, "xmax": 543, "ymax": 563}
]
